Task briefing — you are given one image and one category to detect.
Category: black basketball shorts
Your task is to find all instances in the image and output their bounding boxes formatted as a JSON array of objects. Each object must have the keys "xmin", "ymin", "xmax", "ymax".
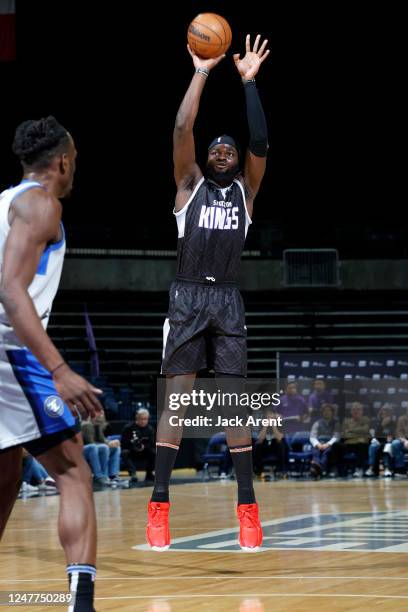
[{"xmin": 161, "ymin": 281, "xmax": 247, "ymax": 376}]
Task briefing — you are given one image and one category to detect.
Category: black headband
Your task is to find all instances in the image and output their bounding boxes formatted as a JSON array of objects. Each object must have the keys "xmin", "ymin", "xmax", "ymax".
[{"xmin": 208, "ymin": 135, "xmax": 240, "ymax": 158}]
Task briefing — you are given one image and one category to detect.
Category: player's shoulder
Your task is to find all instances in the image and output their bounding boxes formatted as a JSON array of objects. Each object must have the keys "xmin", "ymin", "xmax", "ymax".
[
  {"xmin": 18, "ymin": 186, "xmax": 58, "ymax": 208},
  {"xmin": 12, "ymin": 187, "xmax": 61, "ymax": 223}
]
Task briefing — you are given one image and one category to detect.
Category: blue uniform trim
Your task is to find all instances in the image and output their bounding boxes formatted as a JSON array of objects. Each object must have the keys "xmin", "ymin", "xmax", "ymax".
[
  {"xmin": 6, "ymin": 349, "xmax": 75, "ymax": 436},
  {"xmin": 36, "ymin": 223, "xmax": 65, "ymax": 275}
]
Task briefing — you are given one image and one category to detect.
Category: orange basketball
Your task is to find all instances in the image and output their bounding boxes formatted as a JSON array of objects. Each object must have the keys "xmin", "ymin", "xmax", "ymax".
[{"xmin": 187, "ymin": 13, "xmax": 232, "ymax": 59}]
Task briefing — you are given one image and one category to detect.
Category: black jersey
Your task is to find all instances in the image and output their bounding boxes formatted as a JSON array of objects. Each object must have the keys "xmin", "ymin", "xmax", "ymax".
[{"xmin": 174, "ymin": 177, "xmax": 251, "ymax": 284}]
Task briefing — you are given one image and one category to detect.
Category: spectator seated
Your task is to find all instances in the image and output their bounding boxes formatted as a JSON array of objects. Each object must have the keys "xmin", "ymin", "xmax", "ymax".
[
  {"xmin": 120, "ymin": 408, "xmax": 155, "ymax": 482},
  {"xmin": 201, "ymin": 432, "xmax": 228, "ymax": 480},
  {"xmin": 288, "ymin": 431, "xmax": 313, "ymax": 476}
]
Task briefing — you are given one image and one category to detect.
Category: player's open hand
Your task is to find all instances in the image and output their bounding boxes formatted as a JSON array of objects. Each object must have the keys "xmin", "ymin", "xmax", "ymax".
[
  {"xmin": 52, "ymin": 365, "xmax": 103, "ymax": 419},
  {"xmin": 187, "ymin": 44, "xmax": 225, "ymax": 71},
  {"xmin": 233, "ymin": 34, "xmax": 270, "ymax": 80}
]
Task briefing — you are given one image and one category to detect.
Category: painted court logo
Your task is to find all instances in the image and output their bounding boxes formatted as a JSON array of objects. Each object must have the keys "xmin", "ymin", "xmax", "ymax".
[
  {"xmin": 44, "ymin": 395, "xmax": 64, "ymax": 418},
  {"xmin": 133, "ymin": 511, "xmax": 408, "ymax": 553}
]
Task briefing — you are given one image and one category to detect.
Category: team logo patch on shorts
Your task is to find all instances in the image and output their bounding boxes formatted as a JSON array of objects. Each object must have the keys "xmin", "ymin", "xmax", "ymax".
[{"xmin": 44, "ymin": 395, "xmax": 64, "ymax": 418}]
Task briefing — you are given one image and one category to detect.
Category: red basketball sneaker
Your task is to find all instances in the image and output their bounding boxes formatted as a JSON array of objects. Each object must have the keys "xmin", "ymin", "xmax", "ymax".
[
  {"xmin": 237, "ymin": 503, "xmax": 263, "ymax": 551},
  {"xmin": 146, "ymin": 501, "xmax": 170, "ymax": 551}
]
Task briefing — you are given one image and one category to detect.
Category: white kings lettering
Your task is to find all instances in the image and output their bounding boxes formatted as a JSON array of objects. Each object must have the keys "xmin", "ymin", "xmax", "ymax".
[{"xmin": 198, "ymin": 201, "xmax": 239, "ymax": 230}]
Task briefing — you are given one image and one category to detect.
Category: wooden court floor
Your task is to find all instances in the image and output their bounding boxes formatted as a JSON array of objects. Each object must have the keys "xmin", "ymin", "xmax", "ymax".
[{"xmin": 2, "ymin": 477, "xmax": 408, "ymax": 611}]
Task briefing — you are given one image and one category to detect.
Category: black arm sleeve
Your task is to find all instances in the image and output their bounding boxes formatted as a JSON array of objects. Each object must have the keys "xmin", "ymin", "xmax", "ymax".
[{"xmin": 244, "ymin": 80, "xmax": 268, "ymax": 157}]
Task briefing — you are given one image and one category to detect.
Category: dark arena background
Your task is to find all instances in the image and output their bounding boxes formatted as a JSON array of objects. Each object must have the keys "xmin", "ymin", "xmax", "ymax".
[{"xmin": 0, "ymin": 1, "xmax": 407, "ymax": 610}]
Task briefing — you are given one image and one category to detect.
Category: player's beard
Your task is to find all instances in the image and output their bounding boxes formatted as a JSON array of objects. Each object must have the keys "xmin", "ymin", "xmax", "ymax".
[{"xmin": 205, "ymin": 162, "xmax": 240, "ymax": 187}]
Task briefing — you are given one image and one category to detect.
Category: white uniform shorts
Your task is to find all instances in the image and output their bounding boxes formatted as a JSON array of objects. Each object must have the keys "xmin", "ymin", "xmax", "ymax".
[{"xmin": 0, "ymin": 324, "xmax": 78, "ymax": 454}]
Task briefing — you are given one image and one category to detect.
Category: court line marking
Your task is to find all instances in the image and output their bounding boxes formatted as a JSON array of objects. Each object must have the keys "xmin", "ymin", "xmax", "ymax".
[
  {"xmin": 93, "ymin": 593, "xmax": 408, "ymax": 600},
  {"xmin": 2, "ymin": 575, "xmax": 408, "ymax": 583},
  {"xmin": 143, "ymin": 542, "xmax": 408, "ymax": 555},
  {"xmin": 277, "ymin": 511, "xmax": 408, "ymax": 536}
]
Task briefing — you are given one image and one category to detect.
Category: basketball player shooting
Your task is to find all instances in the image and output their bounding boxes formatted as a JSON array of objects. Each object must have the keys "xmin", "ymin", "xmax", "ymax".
[
  {"xmin": 0, "ymin": 117, "xmax": 103, "ymax": 611},
  {"xmin": 146, "ymin": 34, "xmax": 270, "ymax": 551}
]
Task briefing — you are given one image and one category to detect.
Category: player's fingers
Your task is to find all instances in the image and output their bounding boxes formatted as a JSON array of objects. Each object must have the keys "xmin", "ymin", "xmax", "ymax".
[
  {"xmin": 258, "ymin": 38, "xmax": 268, "ymax": 56},
  {"xmin": 85, "ymin": 390, "xmax": 104, "ymax": 414},
  {"xmin": 90, "ymin": 386, "xmax": 103, "ymax": 394},
  {"xmin": 260, "ymin": 49, "xmax": 271, "ymax": 63},
  {"xmin": 78, "ymin": 392, "xmax": 99, "ymax": 419},
  {"xmin": 253, "ymin": 34, "xmax": 261, "ymax": 53},
  {"xmin": 75, "ymin": 385, "xmax": 96, "ymax": 410},
  {"xmin": 245, "ymin": 34, "xmax": 250, "ymax": 52},
  {"xmin": 81, "ymin": 389, "xmax": 99, "ymax": 411},
  {"xmin": 67, "ymin": 400, "xmax": 87, "ymax": 420},
  {"xmin": 233, "ymin": 53, "xmax": 240, "ymax": 64},
  {"xmin": 187, "ymin": 44, "xmax": 195, "ymax": 57}
]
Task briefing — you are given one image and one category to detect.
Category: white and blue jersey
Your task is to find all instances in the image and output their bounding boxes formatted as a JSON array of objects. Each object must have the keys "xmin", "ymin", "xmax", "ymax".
[
  {"xmin": 0, "ymin": 180, "xmax": 75, "ymax": 450},
  {"xmin": 0, "ymin": 180, "xmax": 66, "ymax": 327}
]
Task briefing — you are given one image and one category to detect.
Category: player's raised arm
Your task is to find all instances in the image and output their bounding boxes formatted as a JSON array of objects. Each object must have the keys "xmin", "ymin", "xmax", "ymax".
[
  {"xmin": 233, "ymin": 34, "xmax": 270, "ymax": 213},
  {"xmin": 173, "ymin": 46, "xmax": 225, "ymax": 211}
]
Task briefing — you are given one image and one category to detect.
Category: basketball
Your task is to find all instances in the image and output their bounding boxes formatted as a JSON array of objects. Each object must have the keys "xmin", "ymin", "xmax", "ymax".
[{"xmin": 187, "ymin": 13, "xmax": 232, "ymax": 59}]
